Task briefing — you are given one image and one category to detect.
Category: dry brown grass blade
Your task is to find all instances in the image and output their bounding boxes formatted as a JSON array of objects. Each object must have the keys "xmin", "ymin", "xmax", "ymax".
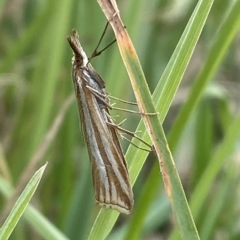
[
  {"xmin": 97, "ymin": 0, "xmax": 172, "ymax": 197},
  {"xmin": 96, "ymin": 1, "xmax": 199, "ymax": 239}
]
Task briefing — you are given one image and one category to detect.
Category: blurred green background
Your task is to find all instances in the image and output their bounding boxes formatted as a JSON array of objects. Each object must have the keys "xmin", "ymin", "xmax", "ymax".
[{"xmin": 1, "ymin": 0, "xmax": 240, "ymax": 239}]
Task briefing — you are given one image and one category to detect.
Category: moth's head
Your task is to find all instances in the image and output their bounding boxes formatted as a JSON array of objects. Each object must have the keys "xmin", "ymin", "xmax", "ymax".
[{"xmin": 67, "ymin": 30, "xmax": 88, "ymax": 67}]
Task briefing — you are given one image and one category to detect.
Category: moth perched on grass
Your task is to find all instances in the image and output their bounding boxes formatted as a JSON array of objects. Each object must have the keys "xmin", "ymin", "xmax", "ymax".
[{"xmin": 67, "ymin": 30, "xmax": 133, "ymax": 214}]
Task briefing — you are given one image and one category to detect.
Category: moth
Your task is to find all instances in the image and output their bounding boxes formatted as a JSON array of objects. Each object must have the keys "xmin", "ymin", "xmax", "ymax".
[{"xmin": 67, "ymin": 30, "xmax": 133, "ymax": 214}]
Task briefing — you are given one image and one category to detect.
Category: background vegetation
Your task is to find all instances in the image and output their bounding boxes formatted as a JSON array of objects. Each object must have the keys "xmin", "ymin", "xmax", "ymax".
[{"xmin": 0, "ymin": 0, "xmax": 240, "ymax": 239}]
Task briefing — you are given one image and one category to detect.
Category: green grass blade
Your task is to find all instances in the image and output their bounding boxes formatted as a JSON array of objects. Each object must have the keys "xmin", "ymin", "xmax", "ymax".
[
  {"xmin": 0, "ymin": 164, "xmax": 47, "ymax": 240},
  {"xmin": 190, "ymin": 111, "xmax": 240, "ymax": 219},
  {"xmin": 168, "ymin": 1, "xmax": 240, "ymax": 238},
  {"xmin": 130, "ymin": 0, "xmax": 240, "ymax": 238},
  {"xmin": 168, "ymin": 0, "xmax": 240, "ymax": 150},
  {"xmin": 24, "ymin": 206, "xmax": 70, "ymax": 240},
  {"xmin": 0, "ymin": 173, "xmax": 70, "ymax": 240},
  {"xmin": 124, "ymin": 166, "xmax": 162, "ymax": 240},
  {"xmin": 199, "ymin": 172, "xmax": 234, "ymax": 240}
]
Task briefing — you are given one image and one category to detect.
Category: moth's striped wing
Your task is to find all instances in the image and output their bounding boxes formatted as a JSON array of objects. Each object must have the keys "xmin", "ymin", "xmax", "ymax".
[
  {"xmin": 74, "ymin": 76, "xmax": 133, "ymax": 214},
  {"xmin": 68, "ymin": 30, "xmax": 134, "ymax": 214}
]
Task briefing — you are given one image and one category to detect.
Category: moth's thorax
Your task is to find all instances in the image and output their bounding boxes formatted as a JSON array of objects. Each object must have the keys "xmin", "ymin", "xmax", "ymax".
[{"xmin": 72, "ymin": 51, "xmax": 88, "ymax": 68}]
